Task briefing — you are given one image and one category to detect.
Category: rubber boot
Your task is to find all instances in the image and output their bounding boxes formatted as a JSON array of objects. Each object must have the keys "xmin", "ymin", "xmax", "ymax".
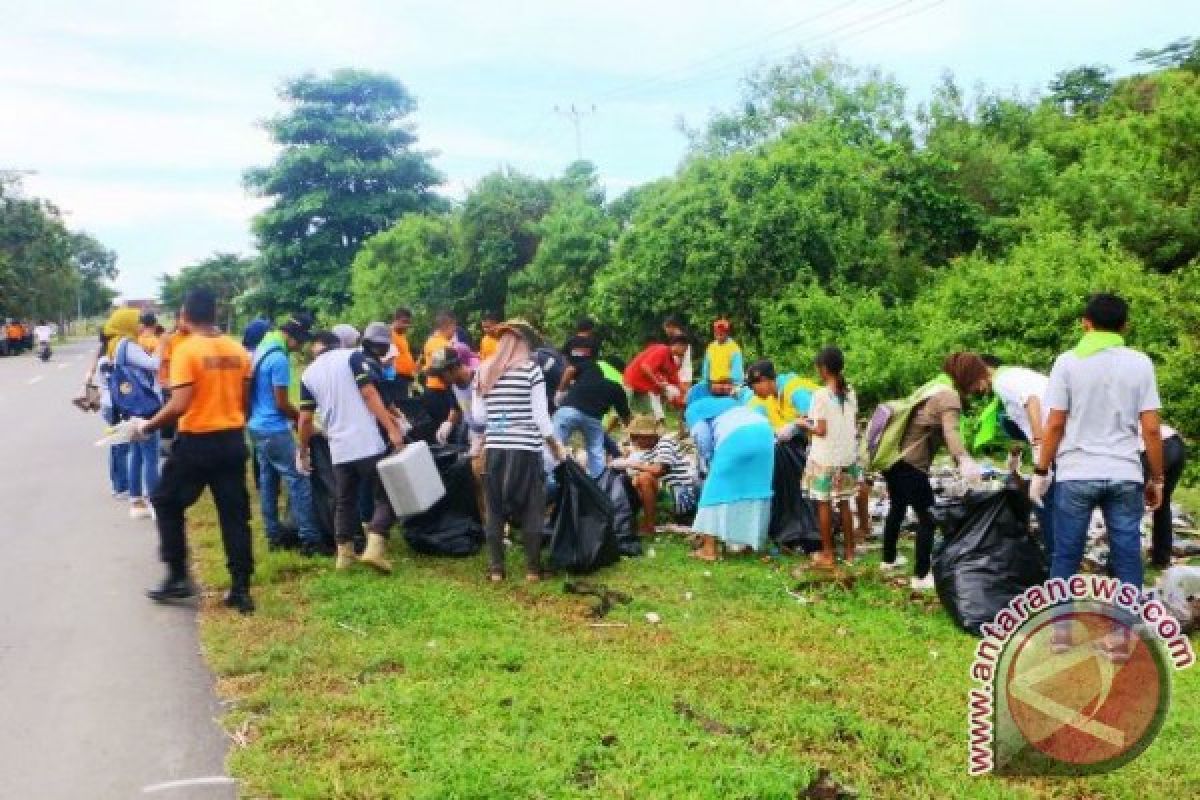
[
  {"xmin": 147, "ymin": 563, "xmax": 195, "ymax": 603},
  {"xmin": 360, "ymin": 532, "xmax": 393, "ymax": 574},
  {"xmin": 223, "ymin": 575, "xmax": 255, "ymax": 615},
  {"xmin": 335, "ymin": 542, "xmax": 358, "ymax": 571}
]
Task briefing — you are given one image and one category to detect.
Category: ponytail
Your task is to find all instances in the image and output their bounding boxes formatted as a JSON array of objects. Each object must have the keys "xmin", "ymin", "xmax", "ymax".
[{"xmin": 815, "ymin": 346, "xmax": 848, "ymax": 403}]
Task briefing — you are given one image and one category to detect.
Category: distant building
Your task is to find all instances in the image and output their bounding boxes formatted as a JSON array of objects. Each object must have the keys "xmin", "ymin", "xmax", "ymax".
[{"xmin": 122, "ymin": 298, "xmax": 159, "ymax": 313}]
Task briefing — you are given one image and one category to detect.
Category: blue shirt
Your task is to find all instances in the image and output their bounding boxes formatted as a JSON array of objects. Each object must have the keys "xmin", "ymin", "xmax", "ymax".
[{"xmin": 248, "ymin": 346, "xmax": 291, "ymax": 434}]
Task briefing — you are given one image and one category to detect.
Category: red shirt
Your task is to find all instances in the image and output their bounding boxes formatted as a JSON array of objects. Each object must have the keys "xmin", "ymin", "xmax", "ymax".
[{"xmin": 623, "ymin": 344, "xmax": 679, "ymax": 393}]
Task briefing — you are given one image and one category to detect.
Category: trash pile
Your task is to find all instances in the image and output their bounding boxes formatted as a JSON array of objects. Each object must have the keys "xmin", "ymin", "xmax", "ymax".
[{"xmin": 1082, "ymin": 505, "xmax": 1199, "ymax": 572}]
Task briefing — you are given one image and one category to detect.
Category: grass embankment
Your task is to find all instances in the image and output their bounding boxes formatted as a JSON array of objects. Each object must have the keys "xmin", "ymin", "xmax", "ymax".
[{"xmin": 189, "ymin": 500, "xmax": 1199, "ymax": 800}]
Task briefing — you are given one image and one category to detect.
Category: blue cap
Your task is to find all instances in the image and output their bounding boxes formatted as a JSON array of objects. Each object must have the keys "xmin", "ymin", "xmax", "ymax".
[{"xmin": 242, "ymin": 318, "xmax": 271, "ymax": 351}]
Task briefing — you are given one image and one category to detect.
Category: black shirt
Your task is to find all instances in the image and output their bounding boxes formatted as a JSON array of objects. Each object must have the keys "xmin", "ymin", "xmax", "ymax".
[
  {"xmin": 563, "ymin": 363, "xmax": 630, "ymax": 420},
  {"xmin": 562, "ymin": 334, "xmax": 601, "ymax": 367}
]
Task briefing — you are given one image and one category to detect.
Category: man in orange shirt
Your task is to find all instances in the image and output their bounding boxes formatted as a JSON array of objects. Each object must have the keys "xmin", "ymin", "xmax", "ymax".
[
  {"xmin": 421, "ymin": 309, "xmax": 458, "ymax": 426},
  {"xmin": 389, "ymin": 307, "xmax": 417, "ymax": 396},
  {"xmin": 134, "ymin": 287, "xmax": 256, "ymax": 613}
]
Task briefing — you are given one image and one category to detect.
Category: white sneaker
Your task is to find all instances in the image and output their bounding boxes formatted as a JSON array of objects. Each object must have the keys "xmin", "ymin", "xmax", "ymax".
[
  {"xmin": 880, "ymin": 554, "xmax": 908, "ymax": 571},
  {"xmin": 910, "ymin": 574, "xmax": 936, "ymax": 591},
  {"xmin": 112, "ymin": 491, "xmax": 128, "ymax": 501},
  {"xmin": 130, "ymin": 501, "xmax": 153, "ymax": 520}
]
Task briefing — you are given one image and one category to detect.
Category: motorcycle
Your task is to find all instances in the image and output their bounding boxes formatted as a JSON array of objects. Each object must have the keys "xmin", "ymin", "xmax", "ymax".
[{"xmin": 37, "ymin": 341, "xmax": 52, "ymax": 362}]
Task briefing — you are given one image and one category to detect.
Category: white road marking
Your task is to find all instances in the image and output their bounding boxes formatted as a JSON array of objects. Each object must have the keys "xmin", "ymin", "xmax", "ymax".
[
  {"xmin": 58, "ymin": 363, "xmax": 70, "ymax": 370},
  {"xmin": 142, "ymin": 776, "xmax": 236, "ymax": 794},
  {"xmin": 27, "ymin": 376, "xmax": 43, "ymax": 385}
]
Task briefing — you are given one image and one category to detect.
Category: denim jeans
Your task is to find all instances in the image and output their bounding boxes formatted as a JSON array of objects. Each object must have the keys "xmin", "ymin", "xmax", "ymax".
[
  {"xmin": 1052, "ymin": 480, "xmax": 1145, "ymax": 589},
  {"xmin": 251, "ymin": 429, "xmax": 320, "ymax": 545},
  {"xmin": 553, "ymin": 406, "xmax": 607, "ymax": 478},
  {"xmin": 109, "ymin": 442, "xmax": 130, "ymax": 494},
  {"xmin": 128, "ymin": 432, "xmax": 161, "ymax": 500},
  {"xmin": 1034, "ymin": 479, "xmax": 1056, "ymax": 564}
]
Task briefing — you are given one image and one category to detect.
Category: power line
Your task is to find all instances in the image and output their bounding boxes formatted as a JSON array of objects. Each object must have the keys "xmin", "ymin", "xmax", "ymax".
[
  {"xmin": 553, "ymin": 104, "xmax": 598, "ymax": 160},
  {"xmin": 595, "ymin": 0, "xmax": 865, "ymax": 102}
]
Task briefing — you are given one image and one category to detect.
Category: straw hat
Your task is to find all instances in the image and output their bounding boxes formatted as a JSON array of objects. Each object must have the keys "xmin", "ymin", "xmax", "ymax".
[
  {"xmin": 626, "ymin": 414, "xmax": 661, "ymax": 437},
  {"xmin": 494, "ymin": 318, "xmax": 542, "ymax": 348}
]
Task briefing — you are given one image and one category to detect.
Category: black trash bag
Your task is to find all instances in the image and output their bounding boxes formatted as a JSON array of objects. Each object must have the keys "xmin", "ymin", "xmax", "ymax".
[
  {"xmin": 308, "ymin": 433, "xmax": 338, "ymax": 550},
  {"xmin": 596, "ymin": 468, "xmax": 642, "ymax": 557},
  {"xmin": 397, "ymin": 394, "xmax": 438, "ymax": 446},
  {"xmin": 768, "ymin": 440, "xmax": 821, "ymax": 554},
  {"xmin": 548, "ymin": 459, "xmax": 620, "ymax": 574},
  {"xmin": 402, "ymin": 446, "xmax": 484, "ymax": 557},
  {"xmin": 932, "ymin": 488, "xmax": 1048, "ymax": 636}
]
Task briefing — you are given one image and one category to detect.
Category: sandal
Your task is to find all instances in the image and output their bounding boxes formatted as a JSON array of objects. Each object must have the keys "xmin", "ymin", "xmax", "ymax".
[
  {"xmin": 1093, "ymin": 633, "xmax": 1133, "ymax": 664},
  {"xmin": 525, "ymin": 571, "xmax": 546, "ymax": 583}
]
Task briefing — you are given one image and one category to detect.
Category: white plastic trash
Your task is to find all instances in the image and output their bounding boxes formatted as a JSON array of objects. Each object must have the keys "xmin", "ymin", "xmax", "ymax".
[
  {"xmin": 376, "ymin": 441, "xmax": 445, "ymax": 518},
  {"xmin": 1159, "ymin": 566, "xmax": 1200, "ymax": 630}
]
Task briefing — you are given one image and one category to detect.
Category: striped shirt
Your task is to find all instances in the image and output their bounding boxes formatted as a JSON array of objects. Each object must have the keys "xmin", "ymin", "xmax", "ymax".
[
  {"xmin": 634, "ymin": 436, "xmax": 694, "ymax": 490},
  {"xmin": 483, "ymin": 363, "xmax": 554, "ymax": 452}
]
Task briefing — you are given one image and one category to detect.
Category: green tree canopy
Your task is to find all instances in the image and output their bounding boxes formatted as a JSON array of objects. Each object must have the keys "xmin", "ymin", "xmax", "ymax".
[
  {"xmin": 159, "ymin": 252, "xmax": 256, "ymax": 332},
  {"xmin": 245, "ymin": 69, "xmax": 443, "ymax": 316}
]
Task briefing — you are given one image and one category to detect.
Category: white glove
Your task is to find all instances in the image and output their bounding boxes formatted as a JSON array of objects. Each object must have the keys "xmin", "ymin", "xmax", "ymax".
[
  {"xmin": 1031, "ymin": 443, "xmax": 1043, "ymax": 468},
  {"xmin": 435, "ymin": 419, "xmax": 454, "ymax": 445},
  {"xmin": 549, "ymin": 439, "xmax": 567, "ymax": 465},
  {"xmin": 609, "ymin": 457, "xmax": 631, "ymax": 470},
  {"xmin": 554, "ymin": 390, "xmax": 568, "ymax": 407},
  {"xmin": 129, "ymin": 418, "xmax": 151, "ymax": 442},
  {"xmin": 958, "ymin": 456, "xmax": 983, "ymax": 487},
  {"xmin": 1029, "ymin": 473, "xmax": 1051, "ymax": 508},
  {"xmin": 295, "ymin": 449, "xmax": 312, "ymax": 476},
  {"xmin": 663, "ymin": 384, "xmax": 682, "ymax": 402},
  {"xmin": 775, "ymin": 422, "xmax": 798, "ymax": 442}
]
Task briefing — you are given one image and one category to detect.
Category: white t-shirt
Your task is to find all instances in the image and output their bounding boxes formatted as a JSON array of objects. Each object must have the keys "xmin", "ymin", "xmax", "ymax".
[
  {"xmin": 34, "ymin": 324, "xmax": 54, "ymax": 343},
  {"xmin": 299, "ymin": 349, "xmax": 386, "ymax": 465},
  {"xmin": 1044, "ymin": 346, "xmax": 1161, "ymax": 482},
  {"xmin": 992, "ymin": 366, "xmax": 1049, "ymax": 443},
  {"xmin": 807, "ymin": 387, "xmax": 858, "ymax": 467},
  {"xmin": 678, "ymin": 344, "xmax": 694, "ymax": 384}
]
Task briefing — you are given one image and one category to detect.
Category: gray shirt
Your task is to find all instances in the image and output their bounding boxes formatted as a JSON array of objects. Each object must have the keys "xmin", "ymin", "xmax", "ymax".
[{"xmin": 1044, "ymin": 346, "xmax": 1161, "ymax": 482}]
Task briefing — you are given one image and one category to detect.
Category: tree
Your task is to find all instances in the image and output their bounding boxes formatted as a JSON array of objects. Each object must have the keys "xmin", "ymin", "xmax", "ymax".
[
  {"xmin": 1135, "ymin": 37, "xmax": 1200, "ymax": 73},
  {"xmin": 0, "ymin": 177, "xmax": 76, "ymax": 320},
  {"xmin": 70, "ymin": 232, "xmax": 119, "ymax": 316},
  {"xmin": 245, "ymin": 69, "xmax": 444, "ymax": 315},
  {"xmin": 159, "ymin": 253, "xmax": 255, "ymax": 332},
  {"xmin": 1048, "ymin": 65, "xmax": 1113, "ymax": 116}
]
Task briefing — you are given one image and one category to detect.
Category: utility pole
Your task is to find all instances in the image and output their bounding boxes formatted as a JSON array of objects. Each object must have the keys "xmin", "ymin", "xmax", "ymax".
[{"xmin": 553, "ymin": 104, "xmax": 597, "ymax": 161}]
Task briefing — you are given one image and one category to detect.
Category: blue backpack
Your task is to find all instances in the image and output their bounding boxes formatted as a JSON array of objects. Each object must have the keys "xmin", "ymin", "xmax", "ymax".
[{"xmin": 109, "ymin": 339, "xmax": 162, "ymax": 420}]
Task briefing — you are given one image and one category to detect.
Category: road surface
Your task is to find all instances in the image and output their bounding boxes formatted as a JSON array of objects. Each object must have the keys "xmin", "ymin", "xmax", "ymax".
[{"xmin": 0, "ymin": 341, "xmax": 234, "ymax": 799}]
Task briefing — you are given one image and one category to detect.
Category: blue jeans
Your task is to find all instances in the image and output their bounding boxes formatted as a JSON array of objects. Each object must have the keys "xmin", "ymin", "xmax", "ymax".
[
  {"xmin": 553, "ymin": 406, "xmax": 606, "ymax": 478},
  {"xmin": 1052, "ymin": 480, "xmax": 1144, "ymax": 589},
  {"xmin": 252, "ymin": 429, "xmax": 320, "ymax": 545},
  {"xmin": 128, "ymin": 432, "xmax": 161, "ymax": 500},
  {"xmin": 109, "ymin": 442, "xmax": 130, "ymax": 494}
]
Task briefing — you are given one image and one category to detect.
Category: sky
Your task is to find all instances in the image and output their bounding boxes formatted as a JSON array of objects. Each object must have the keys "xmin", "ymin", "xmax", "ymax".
[{"xmin": 2, "ymin": 0, "xmax": 1197, "ymax": 300}]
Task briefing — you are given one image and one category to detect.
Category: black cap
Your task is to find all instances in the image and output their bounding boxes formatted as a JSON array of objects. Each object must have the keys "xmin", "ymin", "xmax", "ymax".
[{"xmin": 280, "ymin": 315, "xmax": 313, "ymax": 343}]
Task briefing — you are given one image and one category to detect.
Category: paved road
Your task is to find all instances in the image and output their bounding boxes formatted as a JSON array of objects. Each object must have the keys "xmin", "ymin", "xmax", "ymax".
[{"xmin": 0, "ymin": 342, "xmax": 233, "ymax": 799}]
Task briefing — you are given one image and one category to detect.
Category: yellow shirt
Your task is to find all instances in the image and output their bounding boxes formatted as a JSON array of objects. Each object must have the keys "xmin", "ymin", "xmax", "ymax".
[
  {"xmin": 780, "ymin": 374, "xmax": 821, "ymax": 419},
  {"xmin": 704, "ymin": 340, "xmax": 743, "ymax": 383},
  {"xmin": 480, "ymin": 334, "xmax": 500, "ymax": 361},
  {"xmin": 138, "ymin": 332, "xmax": 159, "ymax": 354},
  {"xmin": 169, "ymin": 334, "xmax": 250, "ymax": 433},
  {"xmin": 746, "ymin": 394, "xmax": 794, "ymax": 430},
  {"xmin": 423, "ymin": 333, "xmax": 451, "ymax": 390},
  {"xmin": 391, "ymin": 331, "xmax": 416, "ymax": 378}
]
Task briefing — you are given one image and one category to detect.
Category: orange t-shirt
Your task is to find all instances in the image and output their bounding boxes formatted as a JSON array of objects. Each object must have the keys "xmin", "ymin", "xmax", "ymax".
[
  {"xmin": 159, "ymin": 331, "xmax": 186, "ymax": 385},
  {"xmin": 6, "ymin": 324, "xmax": 20, "ymax": 339},
  {"xmin": 479, "ymin": 334, "xmax": 499, "ymax": 361},
  {"xmin": 423, "ymin": 332, "xmax": 450, "ymax": 390},
  {"xmin": 390, "ymin": 331, "xmax": 416, "ymax": 378},
  {"xmin": 169, "ymin": 334, "xmax": 250, "ymax": 434}
]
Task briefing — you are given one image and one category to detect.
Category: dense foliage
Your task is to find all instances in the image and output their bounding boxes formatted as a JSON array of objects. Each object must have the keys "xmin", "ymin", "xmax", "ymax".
[
  {"xmin": 0, "ymin": 176, "xmax": 118, "ymax": 320},
  {"xmin": 245, "ymin": 69, "xmax": 444, "ymax": 316},
  {"xmin": 159, "ymin": 252, "xmax": 256, "ymax": 332},
  {"xmin": 338, "ymin": 47, "xmax": 1200, "ymax": 439}
]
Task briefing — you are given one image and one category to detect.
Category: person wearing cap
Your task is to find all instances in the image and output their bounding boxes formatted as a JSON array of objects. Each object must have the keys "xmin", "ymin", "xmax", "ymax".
[
  {"xmin": 553, "ymin": 358, "xmax": 631, "ymax": 480},
  {"xmin": 701, "ymin": 318, "xmax": 744, "ymax": 389},
  {"xmin": 622, "ymin": 336, "xmax": 689, "ymax": 422},
  {"xmin": 248, "ymin": 315, "xmax": 323, "ymax": 556},
  {"xmin": 298, "ymin": 322, "xmax": 406, "ymax": 574},
  {"xmin": 474, "ymin": 320, "xmax": 566, "ymax": 582},
  {"xmin": 613, "ymin": 415, "xmax": 697, "ymax": 535},
  {"xmin": 421, "ymin": 310, "xmax": 459, "ymax": 426},
  {"xmin": 241, "ymin": 318, "xmax": 271, "ymax": 353},
  {"xmin": 743, "ymin": 360, "xmax": 801, "ymax": 439},
  {"xmin": 429, "ymin": 343, "xmax": 489, "ymax": 515},
  {"xmin": 554, "ymin": 317, "xmax": 603, "ymax": 399},
  {"xmin": 332, "ymin": 323, "xmax": 360, "ymax": 350}
]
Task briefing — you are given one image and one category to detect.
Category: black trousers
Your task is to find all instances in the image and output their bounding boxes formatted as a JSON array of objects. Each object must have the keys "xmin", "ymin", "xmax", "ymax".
[
  {"xmin": 333, "ymin": 452, "xmax": 395, "ymax": 543},
  {"xmin": 151, "ymin": 429, "xmax": 253, "ymax": 580},
  {"xmin": 1148, "ymin": 435, "xmax": 1188, "ymax": 566},
  {"xmin": 422, "ymin": 388, "xmax": 457, "ymax": 427},
  {"xmin": 881, "ymin": 460, "xmax": 937, "ymax": 578}
]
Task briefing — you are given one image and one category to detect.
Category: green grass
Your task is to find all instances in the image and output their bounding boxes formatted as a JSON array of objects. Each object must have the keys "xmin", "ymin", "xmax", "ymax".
[{"xmin": 189, "ymin": 502, "xmax": 1199, "ymax": 799}]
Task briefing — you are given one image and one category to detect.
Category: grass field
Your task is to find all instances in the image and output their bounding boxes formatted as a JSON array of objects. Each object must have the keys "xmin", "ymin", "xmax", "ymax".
[{"xmin": 189, "ymin": 499, "xmax": 1199, "ymax": 800}]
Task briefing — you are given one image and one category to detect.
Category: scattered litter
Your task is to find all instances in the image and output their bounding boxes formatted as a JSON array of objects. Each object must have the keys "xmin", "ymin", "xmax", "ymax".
[
  {"xmin": 426, "ymin": 640, "xmax": 437, "ymax": 649},
  {"xmin": 645, "ymin": 612, "xmax": 662, "ymax": 624},
  {"xmin": 929, "ymin": 650, "xmax": 939, "ymax": 659},
  {"xmin": 787, "ymin": 590, "xmax": 811, "ymax": 605},
  {"xmin": 703, "ymin": 570, "xmax": 713, "ymax": 578},
  {"xmin": 564, "ymin": 580, "xmax": 633, "ymax": 619},
  {"xmin": 647, "ymin": 548, "xmax": 657, "ymax": 559},
  {"xmin": 588, "ymin": 622, "xmax": 629, "ymax": 628},
  {"xmin": 836, "ymin": 627, "xmax": 848, "ymax": 637},
  {"xmin": 684, "ymin": 591, "xmax": 694, "ymax": 601},
  {"xmin": 673, "ymin": 699, "xmax": 753, "ymax": 737},
  {"xmin": 601, "ymin": 733, "xmax": 619, "ymax": 747},
  {"xmin": 799, "ymin": 768, "xmax": 859, "ymax": 799},
  {"xmin": 336, "ymin": 621, "xmax": 367, "ymax": 637}
]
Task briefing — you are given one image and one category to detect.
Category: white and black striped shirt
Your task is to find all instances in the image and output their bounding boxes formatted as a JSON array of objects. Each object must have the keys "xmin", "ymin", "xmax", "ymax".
[{"xmin": 483, "ymin": 363, "xmax": 554, "ymax": 452}]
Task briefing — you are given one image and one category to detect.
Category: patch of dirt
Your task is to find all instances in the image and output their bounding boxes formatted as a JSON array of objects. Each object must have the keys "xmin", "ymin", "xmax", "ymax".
[
  {"xmin": 798, "ymin": 768, "xmax": 858, "ymax": 799},
  {"xmin": 563, "ymin": 581, "xmax": 633, "ymax": 619},
  {"xmin": 673, "ymin": 699, "xmax": 753, "ymax": 737}
]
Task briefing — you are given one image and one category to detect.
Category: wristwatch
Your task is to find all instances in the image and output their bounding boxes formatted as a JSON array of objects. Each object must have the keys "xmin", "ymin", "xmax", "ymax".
[{"xmin": 1033, "ymin": 467, "xmax": 1049, "ymax": 477}]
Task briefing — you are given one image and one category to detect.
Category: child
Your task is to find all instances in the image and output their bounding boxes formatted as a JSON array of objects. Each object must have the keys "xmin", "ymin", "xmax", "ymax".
[
  {"xmin": 701, "ymin": 318, "xmax": 743, "ymax": 388},
  {"xmin": 801, "ymin": 347, "xmax": 860, "ymax": 568}
]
